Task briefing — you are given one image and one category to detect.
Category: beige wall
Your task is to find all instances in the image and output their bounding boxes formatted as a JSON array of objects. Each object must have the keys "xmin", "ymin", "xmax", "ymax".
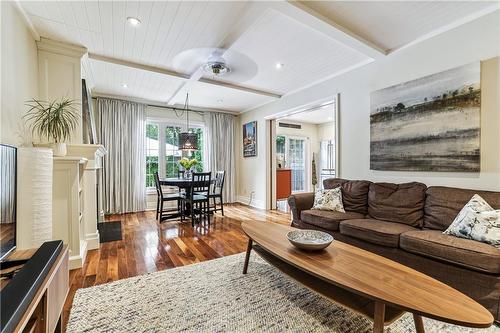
[
  {"xmin": 237, "ymin": 11, "xmax": 500, "ymax": 209},
  {"xmin": 1, "ymin": 1, "xmax": 38, "ymax": 146}
]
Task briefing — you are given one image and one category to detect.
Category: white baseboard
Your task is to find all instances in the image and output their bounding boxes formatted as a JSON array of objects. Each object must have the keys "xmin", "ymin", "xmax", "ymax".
[
  {"xmin": 236, "ymin": 195, "xmax": 266, "ymax": 209},
  {"xmin": 85, "ymin": 232, "xmax": 100, "ymax": 250}
]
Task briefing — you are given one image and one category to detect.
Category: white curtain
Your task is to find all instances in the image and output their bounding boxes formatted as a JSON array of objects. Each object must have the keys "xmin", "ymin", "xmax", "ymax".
[
  {"xmin": 96, "ymin": 98, "xmax": 146, "ymax": 214},
  {"xmin": 205, "ymin": 112, "xmax": 236, "ymax": 203}
]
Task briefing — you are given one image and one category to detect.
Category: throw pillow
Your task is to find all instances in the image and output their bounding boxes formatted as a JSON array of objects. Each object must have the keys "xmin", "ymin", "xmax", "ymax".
[
  {"xmin": 444, "ymin": 194, "xmax": 500, "ymax": 247},
  {"xmin": 312, "ymin": 187, "xmax": 345, "ymax": 212}
]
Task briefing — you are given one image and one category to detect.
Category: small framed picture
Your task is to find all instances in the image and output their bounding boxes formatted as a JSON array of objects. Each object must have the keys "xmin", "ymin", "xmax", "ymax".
[{"xmin": 243, "ymin": 121, "xmax": 257, "ymax": 157}]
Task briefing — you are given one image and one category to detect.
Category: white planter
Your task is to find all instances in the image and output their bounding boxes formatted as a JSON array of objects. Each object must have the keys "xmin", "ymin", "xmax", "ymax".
[{"xmin": 34, "ymin": 142, "xmax": 67, "ymax": 157}]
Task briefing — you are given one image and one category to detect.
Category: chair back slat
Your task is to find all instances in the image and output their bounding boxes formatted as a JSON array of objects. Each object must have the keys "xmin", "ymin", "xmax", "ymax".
[
  {"xmin": 154, "ymin": 172, "xmax": 163, "ymax": 196},
  {"xmin": 192, "ymin": 172, "xmax": 211, "ymax": 196},
  {"xmin": 213, "ymin": 170, "xmax": 225, "ymax": 195}
]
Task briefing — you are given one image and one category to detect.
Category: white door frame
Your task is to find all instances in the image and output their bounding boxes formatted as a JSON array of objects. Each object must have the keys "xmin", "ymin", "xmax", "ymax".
[{"xmin": 266, "ymin": 94, "xmax": 340, "ymax": 210}]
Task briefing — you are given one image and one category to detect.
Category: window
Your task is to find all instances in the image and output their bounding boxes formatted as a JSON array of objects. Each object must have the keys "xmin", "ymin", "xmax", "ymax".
[
  {"xmin": 146, "ymin": 124, "xmax": 159, "ymax": 188},
  {"xmin": 146, "ymin": 122, "xmax": 205, "ymax": 188}
]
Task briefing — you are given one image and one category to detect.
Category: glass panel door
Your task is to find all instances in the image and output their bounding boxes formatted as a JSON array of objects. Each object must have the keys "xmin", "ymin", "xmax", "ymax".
[{"xmin": 288, "ymin": 138, "xmax": 305, "ymax": 192}]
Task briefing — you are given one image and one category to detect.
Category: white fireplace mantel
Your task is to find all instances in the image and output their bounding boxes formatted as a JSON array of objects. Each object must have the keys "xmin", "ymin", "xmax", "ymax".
[{"xmin": 66, "ymin": 144, "xmax": 107, "ymax": 252}]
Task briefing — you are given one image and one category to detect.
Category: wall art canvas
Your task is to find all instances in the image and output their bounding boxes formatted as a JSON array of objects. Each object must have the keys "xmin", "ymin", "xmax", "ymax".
[
  {"xmin": 243, "ymin": 121, "xmax": 257, "ymax": 157},
  {"xmin": 370, "ymin": 62, "xmax": 480, "ymax": 172}
]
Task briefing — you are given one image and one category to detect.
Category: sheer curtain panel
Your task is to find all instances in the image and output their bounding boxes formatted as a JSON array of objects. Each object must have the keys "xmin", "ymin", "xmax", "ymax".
[
  {"xmin": 96, "ymin": 98, "xmax": 146, "ymax": 214},
  {"xmin": 205, "ymin": 112, "xmax": 236, "ymax": 203}
]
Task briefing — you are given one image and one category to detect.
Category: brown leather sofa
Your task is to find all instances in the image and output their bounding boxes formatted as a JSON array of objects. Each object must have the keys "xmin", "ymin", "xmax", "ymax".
[{"xmin": 288, "ymin": 178, "xmax": 500, "ymax": 321}]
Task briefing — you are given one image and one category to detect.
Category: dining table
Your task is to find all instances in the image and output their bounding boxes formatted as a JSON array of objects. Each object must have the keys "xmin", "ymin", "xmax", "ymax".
[{"xmin": 158, "ymin": 177, "xmax": 214, "ymax": 220}]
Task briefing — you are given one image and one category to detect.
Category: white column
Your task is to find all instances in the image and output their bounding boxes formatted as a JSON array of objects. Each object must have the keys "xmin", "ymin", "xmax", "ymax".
[{"xmin": 36, "ymin": 38, "xmax": 87, "ymax": 144}]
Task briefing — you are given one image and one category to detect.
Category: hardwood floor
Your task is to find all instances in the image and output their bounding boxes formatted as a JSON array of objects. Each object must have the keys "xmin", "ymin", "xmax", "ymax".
[{"xmin": 63, "ymin": 204, "xmax": 290, "ymax": 331}]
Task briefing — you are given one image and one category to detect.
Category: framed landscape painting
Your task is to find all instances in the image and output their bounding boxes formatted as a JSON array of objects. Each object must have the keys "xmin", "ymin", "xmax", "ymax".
[
  {"xmin": 243, "ymin": 121, "xmax": 257, "ymax": 157},
  {"xmin": 370, "ymin": 62, "xmax": 480, "ymax": 172}
]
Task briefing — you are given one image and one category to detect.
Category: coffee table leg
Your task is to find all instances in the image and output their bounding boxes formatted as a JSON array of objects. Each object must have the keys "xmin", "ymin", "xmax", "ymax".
[
  {"xmin": 413, "ymin": 314, "xmax": 425, "ymax": 333},
  {"xmin": 373, "ymin": 301, "xmax": 385, "ymax": 333},
  {"xmin": 243, "ymin": 239, "xmax": 253, "ymax": 274}
]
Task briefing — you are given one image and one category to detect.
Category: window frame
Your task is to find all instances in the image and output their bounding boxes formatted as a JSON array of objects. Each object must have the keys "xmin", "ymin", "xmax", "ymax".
[{"xmin": 146, "ymin": 118, "xmax": 206, "ymax": 192}]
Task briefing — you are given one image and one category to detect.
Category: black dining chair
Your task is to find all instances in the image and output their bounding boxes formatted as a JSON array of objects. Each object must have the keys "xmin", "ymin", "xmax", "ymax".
[
  {"xmin": 180, "ymin": 172, "xmax": 211, "ymax": 227},
  {"xmin": 208, "ymin": 170, "xmax": 226, "ymax": 216},
  {"xmin": 154, "ymin": 172, "xmax": 182, "ymax": 221}
]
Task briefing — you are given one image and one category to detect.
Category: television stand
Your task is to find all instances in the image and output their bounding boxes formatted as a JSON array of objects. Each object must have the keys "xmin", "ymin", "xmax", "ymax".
[
  {"xmin": 1, "ymin": 242, "xmax": 69, "ymax": 333},
  {"xmin": 0, "ymin": 258, "xmax": 29, "ymax": 270}
]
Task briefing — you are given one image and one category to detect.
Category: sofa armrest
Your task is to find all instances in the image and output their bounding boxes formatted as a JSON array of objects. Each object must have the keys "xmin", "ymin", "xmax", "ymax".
[{"xmin": 287, "ymin": 192, "xmax": 314, "ymax": 224}]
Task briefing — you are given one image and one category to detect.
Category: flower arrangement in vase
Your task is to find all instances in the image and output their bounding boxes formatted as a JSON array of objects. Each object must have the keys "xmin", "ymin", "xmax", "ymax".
[
  {"xmin": 24, "ymin": 98, "xmax": 79, "ymax": 156},
  {"xmin": 179, "ymin": 157, "xmax": 198, "ymax": 179}
]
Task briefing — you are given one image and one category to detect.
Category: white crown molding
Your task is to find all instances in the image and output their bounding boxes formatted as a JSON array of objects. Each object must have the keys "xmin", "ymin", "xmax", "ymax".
[
  {"xmin": 14, "ymin": 0, "xmax": 40, "ymax": 41},
  {"xmin": 36, "ymin": 38, "xmax": 87, "ymax": 58}
]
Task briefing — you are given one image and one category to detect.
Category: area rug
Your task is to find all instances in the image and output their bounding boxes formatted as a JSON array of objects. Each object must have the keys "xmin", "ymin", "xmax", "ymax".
[
  {"xmin": 97, "ymin": 221, "xmax": 122, "ymax": 243},
  {"xmin": 67, "ymin": 253, "xmax": 499, "ymax": 333}
]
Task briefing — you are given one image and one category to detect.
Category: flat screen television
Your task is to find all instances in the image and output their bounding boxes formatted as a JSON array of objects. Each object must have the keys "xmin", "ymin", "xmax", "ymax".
[{"xmin": 0, "ymin": 144, "xmax": 17, "ymax": 261}]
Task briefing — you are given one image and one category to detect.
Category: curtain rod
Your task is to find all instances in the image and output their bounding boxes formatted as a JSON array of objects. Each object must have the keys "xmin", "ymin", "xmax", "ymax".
[{"xmin": 91, "ymin": 96, "xmax": 237, "ymax": 116}]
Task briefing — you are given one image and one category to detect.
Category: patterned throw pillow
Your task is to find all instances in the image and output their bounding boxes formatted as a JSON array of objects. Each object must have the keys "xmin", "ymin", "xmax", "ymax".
[
  {"xmin": 312, "ymin": 187, "xmax": 345, "ymax": 212},
  {"xmin": 443, "ymin": 194, "xmax": 500, "ymax": 247}
]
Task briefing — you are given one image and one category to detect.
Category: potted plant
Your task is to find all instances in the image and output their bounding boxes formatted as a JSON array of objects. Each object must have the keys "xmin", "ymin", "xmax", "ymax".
[
  {"xmin": 24, "ymin": 98, "xmax": 79, "ymax": 156},
  {"xmin": 179, "ymin": 157, "xmax": 198, "ymax": 179}
]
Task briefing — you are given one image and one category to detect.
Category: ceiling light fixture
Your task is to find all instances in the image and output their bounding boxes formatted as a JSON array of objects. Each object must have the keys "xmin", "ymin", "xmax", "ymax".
[
  {"xmin": 217, "ymin": 99, "xmax": 223, "ymax": 103},
  {"xmin": 276, "ymin": 62, "xmax": 284, "ymax": 69},
  {"xmin": 127, "ymin": 17, "xmax": 141, "ymax": 26},
  {"xmin": 178, "ymin": 93, "xmax": 198, "ymax": 152},
  {"xmin": 203, "ymin": 54, "xmax": 230, "ymax": 76},
  {"xmin": 121, "ymin": 83, "xmax": 128, "ymax": 88}
]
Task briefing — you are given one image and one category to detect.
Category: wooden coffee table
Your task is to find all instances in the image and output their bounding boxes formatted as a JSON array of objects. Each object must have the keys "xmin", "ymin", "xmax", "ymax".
[{"xmin": 241, "ymin": 221, "xmax": 493, "ymax": 333}]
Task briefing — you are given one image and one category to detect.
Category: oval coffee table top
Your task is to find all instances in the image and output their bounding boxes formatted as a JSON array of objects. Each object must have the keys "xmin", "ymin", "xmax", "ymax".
[{"xmin": 241, "ymin": 221, "xmax": 493, "ymax": 328}]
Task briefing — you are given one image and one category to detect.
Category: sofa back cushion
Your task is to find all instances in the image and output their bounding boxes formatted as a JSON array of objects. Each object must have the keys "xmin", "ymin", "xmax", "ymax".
[
  {"xmin": 424, "ymin": 186, "xmax": 500, "ymax": 230},
  {"xmin": 323, "ymin": 178, "xmax": 371, "ymax": 215},
  {"xmin": 368, "ymin": 182, "xmax": 427, "ymax": 227}
]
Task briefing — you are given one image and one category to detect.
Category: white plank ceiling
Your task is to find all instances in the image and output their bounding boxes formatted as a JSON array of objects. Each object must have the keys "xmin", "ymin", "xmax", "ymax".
[
  {"xmin": 298, "ymin": 1, "xmax": 499, "ymax": 52},
  {"xmin": 19, "ymin": 1, "xmax": 498, "ymax": 113}
]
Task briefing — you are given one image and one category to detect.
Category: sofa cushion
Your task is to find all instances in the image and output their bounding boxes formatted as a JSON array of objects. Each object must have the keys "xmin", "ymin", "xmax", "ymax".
[
  {"xmin": 400, "ymin": 230, "xmax": 500, "ymax": 274},
  {"xmin": 301, "ymin": 210, "xmax": 364, "ymax": 231},
  {"xmin": 368, "ymin": 182, "xmax": 426, "ymax": 227},
  {"xmin": 425, "ymin": 186, "xmax": 500, "ymax": 230},
  {"xmin": 339, "ymin": 219, "xmax": 417, "ymax": 247},
  {"xmin": 323, "ymin": 178, "xmax": 371, "ymax": 215}
]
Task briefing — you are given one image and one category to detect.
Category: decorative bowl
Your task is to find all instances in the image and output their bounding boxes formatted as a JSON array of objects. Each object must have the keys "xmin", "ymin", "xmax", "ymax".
[{"xmin": 286, "ymin": 230, "xmax": 333, "ymax": 251}]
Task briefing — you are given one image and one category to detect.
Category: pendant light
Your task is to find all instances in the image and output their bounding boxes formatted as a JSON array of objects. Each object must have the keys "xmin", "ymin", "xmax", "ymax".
[{"xmin": 178, "ymin": 93, "xmax": 198, "ymax": 151}]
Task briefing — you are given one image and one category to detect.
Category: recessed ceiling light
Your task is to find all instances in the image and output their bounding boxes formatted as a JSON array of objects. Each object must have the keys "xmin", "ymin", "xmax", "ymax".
[
  {"xmin": 121, "ymin": 83, "xmax": 128, "ymax": 88},
  {"xmin": 127, "ymin": 17, "xmax": 141, "ymax": 26},
  {"xmin": 275, "ymin": 62, "xmax": 284, "ymax": 69}
]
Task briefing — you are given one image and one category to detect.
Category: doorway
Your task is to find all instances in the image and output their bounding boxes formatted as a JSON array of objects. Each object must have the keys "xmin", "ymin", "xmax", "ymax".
[{"xmin": 269, "ymin": 95, "xmax": 339, "ymax": 212}]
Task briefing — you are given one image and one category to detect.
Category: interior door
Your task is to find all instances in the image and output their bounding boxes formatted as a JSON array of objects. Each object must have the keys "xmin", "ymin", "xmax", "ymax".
[{"xmin": 288, "ymin": 137, "xmax": 306, "ymax": 192}]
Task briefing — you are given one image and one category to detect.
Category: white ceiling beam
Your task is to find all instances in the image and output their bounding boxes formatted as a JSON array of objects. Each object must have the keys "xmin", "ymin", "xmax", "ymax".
[
  {"xmin": 88, "ymin": 53, "xmax": 191, "ymax": 80},
  {"xmin": 88, "ymin": 53, "xmax": 281, "ymax": 100},
  {"xmin": 274, "ymin": 1, "xmax": 387, "ymax": 60},
  {"xmin": 199, "ymin": 78, "xmax": 281, "ymax": 99}
]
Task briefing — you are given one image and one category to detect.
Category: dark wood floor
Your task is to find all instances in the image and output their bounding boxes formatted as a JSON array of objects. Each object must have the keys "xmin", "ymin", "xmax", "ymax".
[{"xmin": 63, "ymin": 204, "xmax": 290, "ymax": 331}]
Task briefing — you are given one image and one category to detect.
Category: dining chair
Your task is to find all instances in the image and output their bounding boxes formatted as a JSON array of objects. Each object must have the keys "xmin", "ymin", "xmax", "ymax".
[
  {"xmin": 180, "ymin": 172, "xmax": 211, "ymax": 227},
  {"xmin": 154, "ymin": 172, "xmax": 182, "ymax": 221},
  {"xmin": 208, "ymin": 170, "xmax": 226, "ymax": 216}
]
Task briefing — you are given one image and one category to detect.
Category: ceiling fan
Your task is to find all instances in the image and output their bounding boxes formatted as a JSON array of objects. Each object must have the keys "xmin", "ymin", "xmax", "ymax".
[{"xmin": 172, "ymin": 48, "xmax": 258, "ymax": 82}]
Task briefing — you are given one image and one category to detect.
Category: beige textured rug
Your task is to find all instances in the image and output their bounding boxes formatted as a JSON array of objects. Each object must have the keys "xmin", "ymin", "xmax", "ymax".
[{"xmin": 68, "ymin": 253, "xmax": 499, "ymax": 333}]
